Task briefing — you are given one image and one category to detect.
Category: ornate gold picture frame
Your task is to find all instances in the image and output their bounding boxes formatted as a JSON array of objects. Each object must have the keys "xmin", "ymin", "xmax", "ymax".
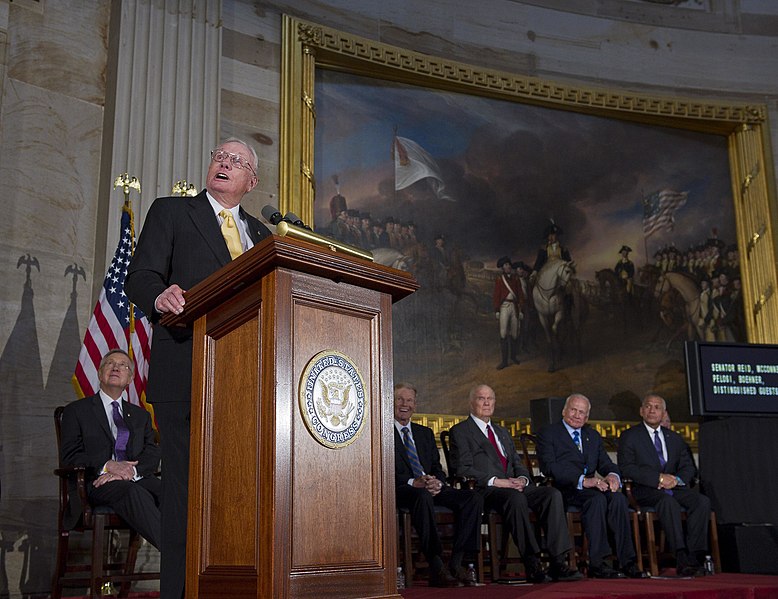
[{"xmin": 279, "ymin": 14, "xmax": 778, "ymax": 430}]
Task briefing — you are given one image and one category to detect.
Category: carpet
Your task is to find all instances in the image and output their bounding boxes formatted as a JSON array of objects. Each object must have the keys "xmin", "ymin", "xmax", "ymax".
[{"xmin": 399, "ymin": 573, "xmax": 778, "ymax": 598}]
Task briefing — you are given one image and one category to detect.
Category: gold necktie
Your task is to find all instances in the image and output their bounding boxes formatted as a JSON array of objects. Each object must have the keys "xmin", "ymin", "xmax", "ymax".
[{"xmin": 219, "ymin": 209, "xmax": 243, "ymax": 260}]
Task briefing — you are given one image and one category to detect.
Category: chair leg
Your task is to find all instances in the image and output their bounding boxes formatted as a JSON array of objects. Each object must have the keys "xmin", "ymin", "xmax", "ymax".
[
  {"xmin": 487, "ymin": 513, "xmax": 500, "ymax": 581},
  {"xmin": 91, "ymin": 516, "xmax": 107, "ymax": 599},
  {"xmin": 709, "ymin": 511, "xmax": 721, "ymax": 574},
  {"xmin": 644, "ymin": 513, "xmax": 659, "ymax": 576},
  {"xmin": 118, "ymin": 530, "xmax": 142, "ymax": 598},
  {"xmin": 50, "ymin": 529, "xmax": 69, "ymax": 599},
  {"xmin": 402, "ymin": 511, "xmax": 414, "ymax": 586}
]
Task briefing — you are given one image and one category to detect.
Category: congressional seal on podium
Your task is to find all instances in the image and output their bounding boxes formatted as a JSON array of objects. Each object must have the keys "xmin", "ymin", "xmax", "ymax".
[{"xmin": 299, "ymin": 350, "xmax": 368, "ymax": 449}]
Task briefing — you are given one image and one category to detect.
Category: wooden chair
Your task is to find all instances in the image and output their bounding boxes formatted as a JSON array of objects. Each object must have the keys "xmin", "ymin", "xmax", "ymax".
[
  {"xmin": 521, "ymin": 433, "xmax": 645, "ymax": 573},
  {"xmin": 439, "ymin": 430, "xmax": 515, "ymax": 582},
  {"xmin": 600, "ymin": 437, "xmax": 646, "ymax": 573},
  {"xmin": 518, "ymin": 432, "xmax": 584, "ymax": 570},
  {"xmin": 396, "ymin": 430, "xmax": 483, "ymax": 586},
  {"xmin": 51, "ymin": 406, "xmax": 160, "ymax": 598},
  {"xmin": 622, "ymin": 478, "xmax": 721, "ymax": 576},
  {"xmin": 397, "ymin": 504, "xmax": 457, "ymax": 586}
]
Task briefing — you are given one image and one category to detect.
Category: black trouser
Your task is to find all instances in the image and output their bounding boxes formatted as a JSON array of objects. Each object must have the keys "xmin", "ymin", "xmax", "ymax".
[{"xmin": 153, "ymin": 401, "xmax": 190, "ymax": 599}]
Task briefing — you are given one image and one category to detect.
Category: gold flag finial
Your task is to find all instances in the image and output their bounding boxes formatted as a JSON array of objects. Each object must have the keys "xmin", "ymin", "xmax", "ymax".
[
  {"xmin": 113, "ymin": 173, "xmax": 141, "ymax": 204},
  {"xmin": 172, "ymin": 180, "xmax": 199, "ymax": 196}
]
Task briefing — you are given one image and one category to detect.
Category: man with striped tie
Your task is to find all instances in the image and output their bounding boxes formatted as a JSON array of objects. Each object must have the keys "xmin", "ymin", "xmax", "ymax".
[{"xmin": 394, "ymin": 383, "xmax": 483, "ymax": 587}]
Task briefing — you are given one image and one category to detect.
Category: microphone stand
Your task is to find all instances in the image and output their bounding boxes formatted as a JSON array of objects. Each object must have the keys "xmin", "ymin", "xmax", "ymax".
[{"xmin": 275, "ymin": 221, "xmax": 374, "ymax": 262}]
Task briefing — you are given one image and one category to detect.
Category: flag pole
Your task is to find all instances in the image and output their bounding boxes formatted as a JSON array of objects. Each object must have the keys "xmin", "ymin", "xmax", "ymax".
[{"xmin": 113, "ymin": 173, "xmax": 142, "ymax": 358}]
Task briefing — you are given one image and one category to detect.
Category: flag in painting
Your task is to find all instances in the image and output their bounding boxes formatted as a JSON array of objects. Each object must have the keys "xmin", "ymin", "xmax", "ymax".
[
  {"xmin": 393, "ymin": 136, "xmax": 454, "ymax": 201},
  {"xmin": 642, "ymin": 189, "xmax": 688, "ymax": 237},
  {"xmin": 72, "ymin": 202, "xmax": 154, "ymax": 422}
]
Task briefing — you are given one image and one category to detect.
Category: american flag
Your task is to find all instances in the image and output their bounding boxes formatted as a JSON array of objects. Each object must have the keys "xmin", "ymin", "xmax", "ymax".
[
  {"xmin": 72, "ymin": 202, "xmax": 154, "ymax": 423},
  {"xmin": 642, "ymin": 189, "xmax": 688, "ymax": 237}
]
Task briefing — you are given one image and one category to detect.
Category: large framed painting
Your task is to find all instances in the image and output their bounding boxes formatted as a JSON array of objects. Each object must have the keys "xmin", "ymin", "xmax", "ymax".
[{"xmin": 279, "ymin": 16, "xmax": 777, "ymax": 424}]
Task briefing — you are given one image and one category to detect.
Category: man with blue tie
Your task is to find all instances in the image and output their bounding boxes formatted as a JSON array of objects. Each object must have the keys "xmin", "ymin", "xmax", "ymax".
[
  {"xmin": 394, "ymin": 383, "xmax": 483, "ymax": 587},
  {"xmin": 536, "ymin": 393, "xmax": 646, "ymax": 578},
  {"xmin": 618, "ymin": 393, "xmax": 711, "ymax": 577}
]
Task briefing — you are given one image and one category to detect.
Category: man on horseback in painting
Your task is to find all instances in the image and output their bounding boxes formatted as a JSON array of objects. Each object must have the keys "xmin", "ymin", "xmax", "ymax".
[
  {"xmin": 493, "ymin": 256, "xmax": 523, "ymax": 370},
  {"xmin": 532, "ymin": 221, "xmax": 572, "ymax": 276},
  {"xmin": 531, "ymin": 221, "xmax": 583, "ymax": 372}
]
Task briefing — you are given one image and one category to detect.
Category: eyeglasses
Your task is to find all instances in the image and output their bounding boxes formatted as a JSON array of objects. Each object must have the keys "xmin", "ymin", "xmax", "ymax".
[
  {"xmin": 210, "ymin": 149, "xmax": 256, "ymax": 175},
  {"xmin": 104, "ymin": 360, "xmax": 132, "ymax": 371}
]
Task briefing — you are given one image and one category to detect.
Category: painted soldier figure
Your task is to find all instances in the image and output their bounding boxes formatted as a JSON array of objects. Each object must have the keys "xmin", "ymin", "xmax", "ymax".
[
  {"xmin": 532, "ymin": 221, "xmax": 572, "ymax": 275},
  {"xmin": 614, "ymin": 245, "xmax": 635, "ymax": 296},
  {"xmin": 493, "ymin": 256, "xmax": 523, "ymax": 369}
]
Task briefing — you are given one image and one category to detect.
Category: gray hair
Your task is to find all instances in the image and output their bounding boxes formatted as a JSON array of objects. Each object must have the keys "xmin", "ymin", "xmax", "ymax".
[{"xmin": 219, "ymin": 137, "xmax": 259, "ymax": 173}]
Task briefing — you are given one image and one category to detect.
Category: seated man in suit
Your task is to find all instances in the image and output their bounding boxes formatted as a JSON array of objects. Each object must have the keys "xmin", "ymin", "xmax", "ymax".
[
  {"xmin": 617, "ymin": 393, "xmax": 711, "ymax": 577},
  {"xmin": 536, "ymin": 393, "xmax": 647, "ymax": 578},
  {"xmin": 394, "ymin": 383, "xmax": 483, "ymax": 587},
  {"xmin": 448, "ymin": 384, "xmax": 582, "ymax": 583},
  {"xmin": 60, "ymin": 349, "xmax": 161, "ymax": 549}
]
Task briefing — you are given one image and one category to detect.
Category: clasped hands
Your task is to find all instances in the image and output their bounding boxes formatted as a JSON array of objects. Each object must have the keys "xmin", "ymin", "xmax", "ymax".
[
  {"xmin": 658, "ymin": 473, "xmax": 679, "ymax": 490},
  {"xmin": 493, "ymin": 476, "xmax": 529, "ymax": 491},
  {"xmin": 412, "ymin": 474, "xmax": 444, "ymax": 496},
  {"xmin": 584, "ymin": 473, "xmax": 620, "ymax": 493},
  {"xmin": 94, "ymin": 459, "xmax": 138, "ymax": 487}
]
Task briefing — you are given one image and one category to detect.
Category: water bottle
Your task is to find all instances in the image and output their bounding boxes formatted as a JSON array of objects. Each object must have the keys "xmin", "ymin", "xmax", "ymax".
[
  {"xmin": 466, "ymin": 563, "xmax": 478, "ymax": 584},
  {"xmin": 703, "ymin": 555, "xmax": 714, "ymax": 575},
  {"xmin": 396, "ymin": 566, "xmax": 406, "ymax": 589}
]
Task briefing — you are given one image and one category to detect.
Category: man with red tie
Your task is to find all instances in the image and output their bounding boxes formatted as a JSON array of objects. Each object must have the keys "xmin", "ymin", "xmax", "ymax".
[{"xmin": 448, "ymin": 384, "xmax": 582, "ymax": 583}]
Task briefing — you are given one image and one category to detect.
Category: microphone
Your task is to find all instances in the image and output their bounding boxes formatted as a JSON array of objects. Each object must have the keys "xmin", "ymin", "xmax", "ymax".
[
  {"xmin": 261, "ymin": 204, "xmax": 283, "ymax": 225},
  {"xmin": 283, "ymin": 212, "xmax": 312, "ymax": 231}
]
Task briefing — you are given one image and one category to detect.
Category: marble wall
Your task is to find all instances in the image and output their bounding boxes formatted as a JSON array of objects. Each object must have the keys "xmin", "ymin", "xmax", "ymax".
[{"xmin": 0, "ymin": 0, "xmax": 776, "ymax": 595}]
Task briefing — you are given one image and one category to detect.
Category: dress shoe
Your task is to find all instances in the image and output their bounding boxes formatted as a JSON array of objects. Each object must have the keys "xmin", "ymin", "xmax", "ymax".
[
  {"xmin": 549, "ymin": 563, "xmax": 584, "ymax": 582},
  {"xmin": 429, "ymin": 568, "xmax": 463, "ymax": 587},
  {"xmin": 622, "ymin": 563, "xmax": 649, "ymax": 578},
  {"xmin": 588, "ymin": 563, "xmax": 626, "ymax": 579},
  {"xmin": 451, "ymin": 566, "xmax": 478, "ymax": 586},
  {"xmin": 526, "ymin": 569, "xmax": 552, "ymax": 584},
  {"xmin": 676, "ymin": 550, "xmax": 705, "ymax": 578},
  {"xmin": 677, "ymin": 564, "xmax": 705, "ymax": 577},
  {"xmin": 524, "ymin": 557, "xmax": 551, "ymax": 583}
]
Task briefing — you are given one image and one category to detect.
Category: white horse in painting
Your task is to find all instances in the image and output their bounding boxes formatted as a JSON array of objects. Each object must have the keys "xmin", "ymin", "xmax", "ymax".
[
  {"xmin": 654, "ymin": 271, "xmax": 701, "ymax": 342},
  {"xmin": 532, "ymin": 258, "xmax": 577, "ymax": 372}
]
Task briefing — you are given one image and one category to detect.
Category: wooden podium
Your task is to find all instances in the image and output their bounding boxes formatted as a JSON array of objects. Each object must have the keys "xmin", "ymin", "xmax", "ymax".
[{"xmin": 161, "ymin": 235, "xmax": 417, "ymax": 599}]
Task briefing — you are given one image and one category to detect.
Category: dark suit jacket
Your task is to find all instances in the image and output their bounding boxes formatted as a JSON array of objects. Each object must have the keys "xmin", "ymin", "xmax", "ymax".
[
  {"xmin": 394, "ymin": 423, "xmax": 447, "ymax": 487},
  {"xmin": 448, "ymin": 416, "xmax": 531, "ymax": 488},
  {"xmin": 536, "ymin": 422, "xmax": 619, "ymax": 494},
  {"xmin": 125, "ymin": 191, "xmax": 271, "ymax": 403},
  {"xmin": 617, "ymin": 423, "xmax": 697, "ymax": 491},
  {"xmin": 59, "ymin": 394, "xmax": 160, "ymax": 529}
]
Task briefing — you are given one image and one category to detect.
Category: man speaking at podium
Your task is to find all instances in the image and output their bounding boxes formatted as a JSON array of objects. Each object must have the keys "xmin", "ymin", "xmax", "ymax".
[{"xmin": 126, "ymin": 138, "xmax": 271, "ymax": 599}]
